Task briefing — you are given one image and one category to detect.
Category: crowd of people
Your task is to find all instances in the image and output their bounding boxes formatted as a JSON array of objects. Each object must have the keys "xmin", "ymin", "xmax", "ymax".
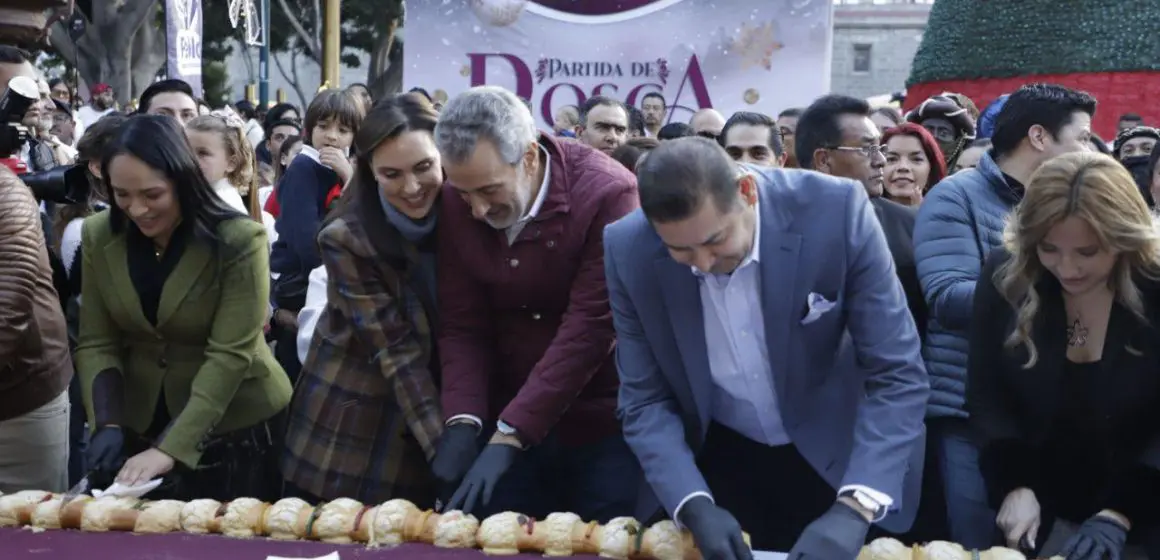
[{"xmin": 1, "ymin": 40, "xmax": 1160, "ymax": 560}]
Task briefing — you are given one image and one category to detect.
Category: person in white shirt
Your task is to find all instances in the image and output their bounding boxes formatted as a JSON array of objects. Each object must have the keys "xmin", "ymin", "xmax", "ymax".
[{"xmin": 75, "ymin": 83, "xmax": 115, "ymax": 131}]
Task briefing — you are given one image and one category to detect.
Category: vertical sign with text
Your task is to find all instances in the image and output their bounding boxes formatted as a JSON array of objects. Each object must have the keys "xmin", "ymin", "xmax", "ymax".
[{"xmin": 166, "ymin": 0, "xmax": 204, "ymax": 96}]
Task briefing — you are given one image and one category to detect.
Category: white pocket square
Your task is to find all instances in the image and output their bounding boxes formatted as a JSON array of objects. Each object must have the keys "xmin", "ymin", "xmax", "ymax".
[{"xmin": 800, "ymin": 292, "xmax": 836, "ymax": 325}]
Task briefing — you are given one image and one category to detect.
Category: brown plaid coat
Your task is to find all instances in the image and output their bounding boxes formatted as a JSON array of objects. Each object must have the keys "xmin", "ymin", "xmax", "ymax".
[{"xmin": 281, "ymin": 183, "xmax": 442, "ymax": 507}]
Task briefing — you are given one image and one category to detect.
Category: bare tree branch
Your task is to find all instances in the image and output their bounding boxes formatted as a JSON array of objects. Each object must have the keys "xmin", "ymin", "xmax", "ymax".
[
  {"xmin": 274, "ymin": 0, "xmax": 320, "ymax": 62},
  {"xmin": 273, "ymin": 46, "xmax": 308, "ymax": 108}
]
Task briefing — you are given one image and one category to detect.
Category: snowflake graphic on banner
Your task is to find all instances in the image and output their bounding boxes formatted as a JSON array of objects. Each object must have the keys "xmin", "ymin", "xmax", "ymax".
[
  {"xmin": 470, "ymin": 0, "xmax": 527, "ymax": 27},
  {"xmin": 730, "ymin": 21, "xmax": 783, "ymax": 71}
]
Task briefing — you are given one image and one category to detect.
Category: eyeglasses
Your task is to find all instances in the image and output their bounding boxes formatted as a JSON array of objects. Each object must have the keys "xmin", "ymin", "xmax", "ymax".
[{"xmin": 827, "ymin": 144, "xmax": 884, "ymax": 158}]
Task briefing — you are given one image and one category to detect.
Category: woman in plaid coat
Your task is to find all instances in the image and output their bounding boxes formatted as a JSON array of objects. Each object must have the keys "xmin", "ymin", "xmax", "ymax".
[{"xmin": 281, "ymin": 93, "xmax": 444, "ymax": 505}]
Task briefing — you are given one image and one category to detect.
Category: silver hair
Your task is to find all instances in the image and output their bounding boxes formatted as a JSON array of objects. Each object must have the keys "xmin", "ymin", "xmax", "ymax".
[{"xmin": 434, "ymin": 86, "xmax": 538, "ymax": 166}]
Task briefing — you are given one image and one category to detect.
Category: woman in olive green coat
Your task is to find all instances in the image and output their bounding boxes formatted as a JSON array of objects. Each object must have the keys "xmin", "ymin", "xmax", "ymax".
[{"xmin": 76, "ymin": 114, "xmax": 291, "ymax": 501}]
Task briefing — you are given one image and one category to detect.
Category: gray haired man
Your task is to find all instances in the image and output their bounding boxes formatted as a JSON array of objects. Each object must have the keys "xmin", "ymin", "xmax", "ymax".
[{"xmin": 429, "ymin": 86, "xmax": 642, "ymax": 522}]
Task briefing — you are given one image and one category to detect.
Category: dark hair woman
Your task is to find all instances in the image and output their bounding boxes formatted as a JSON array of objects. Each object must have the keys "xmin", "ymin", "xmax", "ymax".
[
  {"xmin": 76, "ymin": 114, "xmax": 291, "ymax": 502},
  {"xmin": 281, "ymin": 93, "xmax": 444, "ymax": 505},
  {"xmin": 881, "ymin": 123, "xmax": 948, "ymax": 206}
]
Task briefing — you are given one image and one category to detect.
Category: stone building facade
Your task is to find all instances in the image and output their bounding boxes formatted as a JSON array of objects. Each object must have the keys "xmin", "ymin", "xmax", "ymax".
[{"xmin": 830, "ymin": 0, "xmax": 933, "ymax": 100}]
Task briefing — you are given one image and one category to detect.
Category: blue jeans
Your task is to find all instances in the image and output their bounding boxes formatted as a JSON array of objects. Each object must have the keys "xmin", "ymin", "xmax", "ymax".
[
  {"xmin": 480, "ymin": 432, "xmax": 640, "ymax": 523},
  {"xmin": 934, "ymin": 418, "xmax": 997, "ymax": 549}
]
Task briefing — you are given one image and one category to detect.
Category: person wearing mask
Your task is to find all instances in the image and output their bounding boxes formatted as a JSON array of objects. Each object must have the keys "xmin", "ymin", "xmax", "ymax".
[
  {"xmin": 136, "ymin": 79, "xmax": 199, "ymax": 126},
  {"xmin": 1112, "ymin": 126, "xmax": 1159, "ymax": 205},
  {"xmin": 0, "ymin": 166, "xmax": 73, "ymax": 494},
  {"xmin": 914, "ymin": 83, "xmax": 1097, "ymax": 549},
  {"xmin": 1144, "ymin": 144, "xmax": 1160, "ymax": 207},
  {"xmin": 77, "ymin": 115, "xmax": 291, "ymax": 501},
  {"xmin": 605, "ymin": 137, "xmax": 927, "ymax": 558},
  {"xmin": 719, "ymin": 111, "xmax": 785, "ymax": 168},
  {"xmin": 906, "ymin": 94, "xmax": 977, "ymax": 171},
  {"xmin": 969, "ymin": 152, "xmax": 1160, "ymax": 559},
  {"xmin": 881, "ymin": 123, "xmax": 947, "ymax": 207},
  {"xmin": 282, "ymin": 93, "xmax": 444, "ymax": 506},
  {"xmin": 431, "ymin": 86, "xmax": 640, "ymax": 522}
]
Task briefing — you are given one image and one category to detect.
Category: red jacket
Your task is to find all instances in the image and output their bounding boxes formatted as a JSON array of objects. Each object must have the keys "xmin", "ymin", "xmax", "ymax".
[{"xmin": 437, "ymin": 135, "xmax": 639, "ymax": 446}]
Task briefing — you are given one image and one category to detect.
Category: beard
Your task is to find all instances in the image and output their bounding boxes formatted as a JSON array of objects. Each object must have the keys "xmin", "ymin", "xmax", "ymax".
[
  {"xmin": 483, "ymin": 166, "xmax": 535, "ymax": 230},
  {"xmin": 95, "ymin": 98, "xmax": 112, "ymax": 110}
]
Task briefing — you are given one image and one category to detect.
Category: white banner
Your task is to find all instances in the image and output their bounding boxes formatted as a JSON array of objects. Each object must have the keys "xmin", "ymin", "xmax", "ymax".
[{"xmin": 404, "ymin": 0, "xmax": 833, "ymax": 129}]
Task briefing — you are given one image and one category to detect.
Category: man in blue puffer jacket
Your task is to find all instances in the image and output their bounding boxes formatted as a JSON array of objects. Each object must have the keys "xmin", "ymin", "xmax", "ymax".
[{"xmin": 914, "ymin": 83, "xmax": 1097, "ymax": 548}]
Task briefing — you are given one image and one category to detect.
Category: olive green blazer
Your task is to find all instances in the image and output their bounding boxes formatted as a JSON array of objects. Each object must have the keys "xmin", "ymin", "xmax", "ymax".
[{"xmin": 75, "ymin": 211, "xmax": 291, "ymax": 468}]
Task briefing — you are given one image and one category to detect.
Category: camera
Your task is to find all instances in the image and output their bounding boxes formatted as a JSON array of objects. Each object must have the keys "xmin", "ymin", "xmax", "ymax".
[
  {"xmin": 0, "ymin": 76, "xmax": 89, "ymax": 204},
  {"xmin": 0, "ymin": 75, "xmax": 36, "ymax": 159}
]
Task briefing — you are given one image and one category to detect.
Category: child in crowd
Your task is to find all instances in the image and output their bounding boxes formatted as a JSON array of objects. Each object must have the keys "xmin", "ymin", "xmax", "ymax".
[
  {"xmin": 267, "ymin": 89, "xmax": 364, "ymax": 382},
  {"xmin": 185, "ymin": 112, "xmax": 263, "ymax": 222}
]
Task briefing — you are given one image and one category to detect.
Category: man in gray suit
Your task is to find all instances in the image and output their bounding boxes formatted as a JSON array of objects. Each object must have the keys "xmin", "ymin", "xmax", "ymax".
[{"xmin": 604, "ymin": 137, "xmax": 928, "ymax": 559}]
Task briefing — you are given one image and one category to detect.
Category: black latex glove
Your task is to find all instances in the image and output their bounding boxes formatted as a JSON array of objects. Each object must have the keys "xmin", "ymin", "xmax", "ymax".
[
  {"xmin": 1060, "ymin": 515, "xmax": 1128, "ymax": 560},
  {"xmin": 86, "ymin": 426, "xmax": 125, "ymax": 473},
  {"xmin": 677, "ymin": 496, "xmax": 753, "ymax": 560},
  {"xmin": 788, "ymin": 501, "xmax": 871, "ymax": 559},
  {"xmin": 444, "ymin": 443, "xmax": 521, "ymax": 515},
  {"xmin": 431, "ymin": 423, "xmax": 483, "ymax": 502}
]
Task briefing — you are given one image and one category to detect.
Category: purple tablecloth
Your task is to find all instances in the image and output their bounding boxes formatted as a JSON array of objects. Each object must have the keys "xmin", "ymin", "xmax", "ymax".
[{"xmin": 0, "ymin": 528, "xmax": 604, "ymax": 559}]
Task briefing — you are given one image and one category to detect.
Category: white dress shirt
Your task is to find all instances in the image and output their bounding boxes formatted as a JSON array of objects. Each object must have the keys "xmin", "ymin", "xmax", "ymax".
[{"xmin": 672, "ymin": 201, "xmax": 893, "ymax": 524}]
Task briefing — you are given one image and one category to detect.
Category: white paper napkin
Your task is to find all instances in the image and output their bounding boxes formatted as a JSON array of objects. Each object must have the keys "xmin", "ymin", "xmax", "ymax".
[
  {"xmin": 92, "ymin": 478, "xmax": 163, "ymax": 499},
  {"xmin": 265, "ymin": 553, "xmax": 340, "ymax": 560}
]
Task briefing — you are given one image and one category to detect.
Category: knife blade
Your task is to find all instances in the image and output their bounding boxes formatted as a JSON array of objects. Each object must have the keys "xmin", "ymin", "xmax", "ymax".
[{"xmin": 61, "ymin": 473, "xmax": 93, "ymax": 506}]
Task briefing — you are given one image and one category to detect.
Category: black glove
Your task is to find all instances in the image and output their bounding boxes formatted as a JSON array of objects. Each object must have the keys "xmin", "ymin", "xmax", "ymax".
[
  {"xmin": 444, "ymin": 443, "xmax": 521, "ymax": 515},
  {"xmin": 431, "ymin": 423, "xmax": 483, "ymax": 503},
  {"xmin": 677, "ymin": 496, "xmax": 753, "ymax": 560},
  {"xmin": 788, "ymin": 501, "xmax": 871, "ymax": 559},
  {"xmin": 1060, "ymin": 515, "xmax": 1128, "ymax": 560},
  {"xmin": 86, "ymin": 426, "xmax": 125, "ymax": 473}
]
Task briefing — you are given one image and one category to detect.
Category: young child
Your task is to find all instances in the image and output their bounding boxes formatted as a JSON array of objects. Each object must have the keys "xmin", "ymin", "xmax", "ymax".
[
  {"xmin": 268, "ymin": 89, "xmax": 364, "ymax": 382},
  {"xmin": 186, "ymin": 112, "xmax": 262, "ymax": 222},
  {"xmin": 261, "ymin": 134, "xmax": 304, "ymax": 218}
]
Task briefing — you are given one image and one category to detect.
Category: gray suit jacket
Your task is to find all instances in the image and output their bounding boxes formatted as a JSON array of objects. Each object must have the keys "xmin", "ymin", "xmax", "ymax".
[{"xmin": 604, "ymin": 167, "xmax": 929, "ymax": 533}]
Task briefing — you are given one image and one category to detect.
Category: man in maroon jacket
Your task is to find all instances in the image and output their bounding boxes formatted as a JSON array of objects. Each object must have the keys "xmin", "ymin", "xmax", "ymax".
[{"xmin": 431, "ymin": 86, "xmax": 641, "ymax": 522}]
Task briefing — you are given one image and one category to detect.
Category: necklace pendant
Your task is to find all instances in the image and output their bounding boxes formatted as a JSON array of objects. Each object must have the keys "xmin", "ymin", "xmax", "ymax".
[{"xmin": 1067, "ymin": 318, "xmax": 1088, "ymax": 348}]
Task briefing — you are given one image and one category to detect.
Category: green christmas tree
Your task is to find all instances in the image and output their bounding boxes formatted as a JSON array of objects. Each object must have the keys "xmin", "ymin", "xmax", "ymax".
[{"xmin": 908, "ymin": 0, "xmax": 1160, "ymax": 86}]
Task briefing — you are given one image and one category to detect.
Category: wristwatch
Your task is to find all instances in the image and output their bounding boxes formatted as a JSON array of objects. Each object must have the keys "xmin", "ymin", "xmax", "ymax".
[
  {"xmin": 495, "ymin": 420, "xmax": 527, "ymax": 448},
  {"xmin": 838, "ymin": 488, "xmax": 888, "ymax": 522}
]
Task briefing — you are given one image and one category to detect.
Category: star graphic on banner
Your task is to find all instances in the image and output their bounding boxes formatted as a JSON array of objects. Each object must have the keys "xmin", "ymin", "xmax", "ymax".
[{"xmin": 730, "ymin": 21, "xmax": 784, "ymax": 71}]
